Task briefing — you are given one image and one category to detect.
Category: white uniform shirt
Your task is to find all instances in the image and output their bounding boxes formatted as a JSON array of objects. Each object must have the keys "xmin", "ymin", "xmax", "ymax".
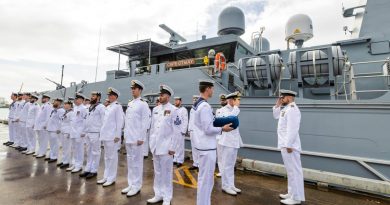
[
  {"xmin": 20, "ymin": 101, "xmax": 31, "ymax": 122},
  {"xmin": 272, "ymin": 102, "xmax": 302, "ymax": 152},
  {"xmin": 8, "ymin": 101, "xmax": 17, "ymax": 120},
  {"xmin": 193, "ymin": 98, "xmax": 222, "ymax": 150},
  {"xmin": 215, "ymin": 107, "xmax": 224, "ymax": 140},
  {"xmin": 124, "ymin": 97, "xmax": 151, "ymax": 144},
  {"xmin": 84, "ymin": 103, "xmax": 106, "ymax": 133},
  {"xmin": 218, "ymin": 105, "xmax": 243, "ymax": 148},
  {"xmin": 100, "ymin": 101, "xmax": 124, "ymax": 141},
  {"xmin": 26, "ymin": 102, "xmax": 40, "ymax": 128},
  {"xmin": 70, "ymin": 104, "xmax": 87, "ymax": 138},
  {"xmin": 176, "ymin": 106, "xmax": 189, "ymax": 135},
  {"xmin": 46, "ymin": 108, "xmax": 65, "ymax": 132},
  {"xmin": 15, "ymin": 100, "xmax": 25, "ymax": 120},
  {"xmin": 188, "ymin": 108, "xmax": 195, "ymax": 132},
  {"xmin": 149, "ymin": 103, "xmax": 181, "ymax": 155},
  {"xmin": 34, "ymin": 102, "xmax": 53, "ymax": 131},
  {"xmin": 61, "ymin": 109, "xmax": 74, "ymax": 134}
]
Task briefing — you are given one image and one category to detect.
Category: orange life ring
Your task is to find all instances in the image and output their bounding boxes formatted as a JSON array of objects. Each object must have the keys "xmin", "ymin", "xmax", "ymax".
[{"xmin": 214, "ymin": 52, "xmax": 226, "ymax": 72}]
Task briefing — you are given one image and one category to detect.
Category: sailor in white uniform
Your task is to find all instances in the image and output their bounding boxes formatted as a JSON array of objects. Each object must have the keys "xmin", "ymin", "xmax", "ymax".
[
  {"xmin": 273, "ymin": 89, "xmax": 305, "ymax": 205},
  {"xmin": 35, "ymin": 94, "xmax": 53, "ymax": 158},
  {"xmin": 67, "ymin": 93, "xmax": 87, "ymax": 173},
  {"xmin": 188, "ymin": 95, "xmax": 200, "ymax": 170},
  {"xmin": 193, "ymin": 80, "xmax": 233, "ymax": 205},
  {"xmin": 97, "ymin": 87, "xmax": 124, "ymax": 187},
  {"xmin": 172, "ymin": 96, "xmax": 188, "ymax": 167},
  {"xmin": 146, "ymin": 85, "xmax": 181, "ymax": 205},
  {"xmin": 79, "ymin": 91, "xmax": 106, "ymax": 179},
  {"xmin": 142, "ymin": 99, "xmax": 152, "ymax": 159},
  {"xmin": 25, "ymin": 94, "xmax": 40, "ymax": 155},
  {"xmin": 13, "ymin": 92, "xmax": 25, "ymax": 150},
  {"xmin": 218, "ymin": 92, "xmax": 243, "ymax": 195},
  {"xmin": 121, "ymin": 80, "xmax": 151, "ymax": 197},
  {"xmin": 59, "ymin": 99, "xmax": 74, "ymax": 169},
  {"xmin": 4, "ymin": 93, "xmax": 17, "ymax": 147},
  {"xmin": 19, "ymin": 92, "xmax": 32, "ymax": 153},
  {"xmin": 45, "ymin": 98, "xmax": 65, "ymax": 162},
  {"xmin": 215, "ymin": 93, "xmax": 227, "ymax": 177}
]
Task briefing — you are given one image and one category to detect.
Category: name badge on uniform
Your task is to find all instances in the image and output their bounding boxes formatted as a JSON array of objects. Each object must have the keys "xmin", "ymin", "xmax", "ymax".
[{"xmin": 164, "ymin": 110, "xmax": 171, "ymax": 116}]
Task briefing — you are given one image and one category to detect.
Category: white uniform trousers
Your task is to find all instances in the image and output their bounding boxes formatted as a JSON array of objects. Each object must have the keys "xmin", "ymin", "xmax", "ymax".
[
  {"xmin": 126, "ymin": 143, "xmax": 144, "ymax": 190},
  {"xmin": 84, "ymin": 133, "xmax": 101, "ymax": 173},
  {"xmin": 48, "ymin": 132, "xmax": 59, "ymax": 159},
  {"xmin": 71, "ymin": 138, "xmax": 84, "ymax": 169},
  {"xmin": 61, "ymin": 134, "xmax": 71, "ymax": 164},
  {"xmin": 220, "ymin": 146, "xmax": 238, "ymax": 190},
  {"xmin": 216, "ymin": 143, "xmax": 223, "ymax": 174},
  {"xmin": 14, "ymin": 122, "xmax": 22, "ymax": 147},
  {"xmin": 190, "ymin": 132, "xmax": 199, "ymax": 167},
  {"xmin": 197, "ymin": 150, "xmax": 216, "ymax": 205},
  {"xmin": 173, "ymin": 134, "xmax": 185, "ymax": 163},
  {"xmin": 102, "ymin": 140, "xmax": 119, "ymax": 183},
  {"xmin": 142, "ymin": 133, "xmax": 150, "ymax": 157},
  {"xmin": 37, "ymin": 130, "xmax": 49, "ymax": 156},
  {"xmin": 8, "ymin": 121, "xmax": 16, "ymax": 143},
  {"xmin": 19, "ymin": 122, "xmax": 28, "ymax": 147},
  {"xmin": 152, "ymin": 154, "xmax": 173, "ymax": 202},
  {"xmin": 26, "ymin": 127, "xmax": 36, "ymax": 152},
  {"xmin": 281, "ymin": 148, "xmax": 305, "ymax": 201}
]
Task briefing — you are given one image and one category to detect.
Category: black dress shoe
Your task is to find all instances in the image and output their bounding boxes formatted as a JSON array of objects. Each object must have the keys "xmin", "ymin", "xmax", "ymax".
[
  {"xmin": 176, "ymin": 163, "xmax": 183, "ymax": 168},
  {"xmin": 8, "ymin": 142, "xmax": 14, "ymax": 146},
  {"xmin": 44, "ymin": 158, "xmax": 50, "ymax": 161},
  {"xmin": 189, "ymin": 166, "xmax": 198, "ymax": 171},
  {"xmin": 48, "ymin": 159, "xmax": 57, "ymax": 163},
  {"xmin": 3, "ymin": 141, "xmax": 9, "ymax": 145},
  {"xmin": 57, "ymin": 163, "xmax": 63, "ymax": 167},
  {"xmin": 85, "ymin": 172, "xmax": 97, "ymax": 179},
  {"xmin": 60, "ymin": 163, "xmax": 69, "ymax": 169},
  {"xmin": 79, "ymin": 172, "xmax": 90, "ymax": 177},
  {"xmin": 20, "ymin": 147, "xmax": 28, "ymax": 151},
  {"xmin": 173, "ymin": 162, "xmax": 178, "ymax": 165},
  {"xmin": 15, "ymin": 146, "xmax": 22, "ymax": 150},
  {"xmin": 144, "ymin": 156, "xmax": 148, "ymax": 159}
]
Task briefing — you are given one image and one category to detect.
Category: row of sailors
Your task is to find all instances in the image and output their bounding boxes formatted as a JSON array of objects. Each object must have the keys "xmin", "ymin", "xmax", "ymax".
[{"xmin": 4, "ymin": 79, "xmax": 304, "ymax": 205}]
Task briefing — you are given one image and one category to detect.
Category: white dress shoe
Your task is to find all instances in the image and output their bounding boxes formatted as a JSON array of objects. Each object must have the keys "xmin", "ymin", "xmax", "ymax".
[
  {"xmin": 147, "ymin": 196, "xmax": 163, "ymax": 203},
  {"xmin": 102, "ymin": 181, "xmax": 115, "ymax": 187},
  {"xmin": 216, "ymin": 173, "xmax": 221, "ymax": 177},
  {"xmin": 97, "ymin": 178, "xmax": 107, "ymax": 184},
  {"xmin": 71, "ymin": 168, "xmax": 82, "ymax": 173},
  {"xmin": 232, "ymin": 187, "xmax": 241, "ymax": 193},
  {"xmin": 66, "ymin": 165, "xmax": 75, "ymax": 171},
  {"xmin": 222, "ymin": 187, "xmax": 237, "ymax": 196},
  {"xmin": 281, "ymin": 198, "xmax": 301, "ymax": 205},
  {"xmin": 162, "ymin": 200, "xmax": 171, "ymax": 205},
  {"xmin": 279, "ymin": 193, "xmax": 291, "ymax": 199},
  {"xmin": 121, "ymin": 186, "xmax": 131, "ymax": 194},
  {"xmin": 126, "ymin": 188, "xmax": 140, "ymax": 197}
]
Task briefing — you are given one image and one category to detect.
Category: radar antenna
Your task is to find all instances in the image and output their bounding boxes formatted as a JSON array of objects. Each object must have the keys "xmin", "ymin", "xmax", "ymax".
[{"xmin": 159, "ymin": 24, "xmax": 187, "ymax": 47}]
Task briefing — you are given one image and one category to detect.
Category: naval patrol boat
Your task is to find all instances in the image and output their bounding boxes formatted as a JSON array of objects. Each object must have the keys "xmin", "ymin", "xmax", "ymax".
[{"xmin": 43, "ymin": 0, "xmax": 390, "ymax": 196}]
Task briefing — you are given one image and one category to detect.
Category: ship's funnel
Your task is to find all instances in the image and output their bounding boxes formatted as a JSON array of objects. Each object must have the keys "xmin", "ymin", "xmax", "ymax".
[{"xmin": 218, "ymin": 6, "xmax": 245, "ymax": 36}]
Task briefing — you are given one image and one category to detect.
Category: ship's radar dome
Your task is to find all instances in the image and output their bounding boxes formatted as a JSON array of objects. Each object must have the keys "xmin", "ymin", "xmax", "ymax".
[
  {"xmin": 218, "ymin": 6, "xmax": 245, "ymax": 36},
  {"xmin": 285, "ymin": 14, "xmax": 313, "ymax": 44}
]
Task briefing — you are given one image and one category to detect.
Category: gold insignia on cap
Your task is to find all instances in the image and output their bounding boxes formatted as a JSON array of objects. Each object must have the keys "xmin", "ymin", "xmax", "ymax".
[{"xmin": 131, "ymin": 80, "xmax": 136, "ymax": 86}]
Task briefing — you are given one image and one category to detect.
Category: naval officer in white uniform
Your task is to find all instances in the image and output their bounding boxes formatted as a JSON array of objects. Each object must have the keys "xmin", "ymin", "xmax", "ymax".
[
  {"xmin": 59, "ymin": 99, "xmax": 74, "ymax": 169},
  {"xmin": 45, "ymin": 98, "xmax": 65, "ymax": 162},
  {"xmin": 25, "ymin": 94, "xmax": 40, "ymax": 155},
  {"xmin": 4, "ymin": 93, "xmax": 17, "ymax": 147},
  {"xmin": 121, "ymin": 80, "xmax": 151, "ymax": 197},
  {"xmin": 172, "ymin": 96, "xmax": 188, "ymax": 167},
  {"xmin": 218, "ymin": 92, "xmax": 243, "ymax": 196},
  {"xmin": 273, "ymin": 89, "xmax": 305, "ymax": 205},
  {"xmin": 67, "ymin": 93, "xmax": 87, "ymax": 173},
  {"xmin": 188, "ymin": 95, "xmax": 199, "ymax": 170},
  {"xmin": 13, "ymin": 92, "xmax": 25, "ymax": 150},
  {"xmin": 35, "ymin": 94, "xmax": 53, "ymax": 158},
  {"xmin": 193, "ymin": 80, "xmax": 233, "ymax": 205},
  {"xmin": 19, "ymin": 92, "xmax": 31, "ymax": 153},
  {"xmin": 215, "ymin": 93, "xmax": 226, "ymax": 177},
  {"xmin": 79, "ymin": 91, "xmax": 106, "ymax": 179},
  {"xmin": 147, "ymin": 85, "xmax": 181, "ymax": 205},
  {"xmin": 97, "ymin": 87, "xmax": 124, "ymax": 187}
]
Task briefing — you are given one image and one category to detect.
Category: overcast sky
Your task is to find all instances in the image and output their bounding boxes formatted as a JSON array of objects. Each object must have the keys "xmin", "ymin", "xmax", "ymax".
[{"xmin": 0, "ymin": 0, "xmax": 357, "ymax": 102}]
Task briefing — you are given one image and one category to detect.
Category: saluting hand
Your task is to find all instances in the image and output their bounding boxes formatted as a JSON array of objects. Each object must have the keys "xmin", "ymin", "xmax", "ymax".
[{"xmin": 275, "ymin": 98, "xmax": 283, "ymax": 108}]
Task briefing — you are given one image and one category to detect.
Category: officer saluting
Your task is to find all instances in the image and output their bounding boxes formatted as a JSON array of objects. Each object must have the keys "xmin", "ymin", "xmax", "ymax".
[
  {"xmin": 97, "ymin": 87, "xmax": 124, "ymax": 187},
  {"xmin": 147, "ymin": 85, "xmax": 181, "ymax": 205},
  {"xmin": 193, "ymin": 80, "xmax": 233, "ymax": 205},
  {"xmin": 121, "ymin": 80, "xmax": 151, "ymax": 197},
  {"xmin": 79, "ymin": 91, "xmax": 106, "ymax": 179},
  {"xmin": 273, "ymin": 89, "xmax": 305, "ymax": 205}
]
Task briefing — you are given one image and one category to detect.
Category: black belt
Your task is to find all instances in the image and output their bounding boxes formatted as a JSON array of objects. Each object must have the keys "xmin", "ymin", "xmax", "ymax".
[{"xmin": 195, "ymin": 148, "xmax": 217, "ymax": 151}]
